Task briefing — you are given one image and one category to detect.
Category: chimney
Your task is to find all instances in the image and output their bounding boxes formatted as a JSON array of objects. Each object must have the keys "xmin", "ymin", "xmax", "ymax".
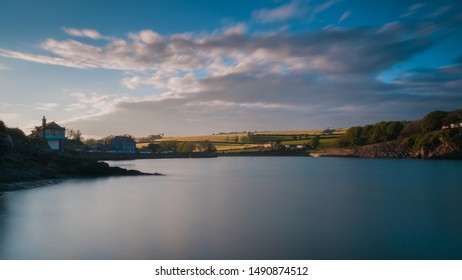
[{"xmin": 42, "ymin": 116, "xmax": 46, "ymax": 128}]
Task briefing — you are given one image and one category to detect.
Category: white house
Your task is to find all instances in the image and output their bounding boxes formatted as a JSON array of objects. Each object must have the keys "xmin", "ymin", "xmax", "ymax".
[{"xmin": 31, "ymin": 116, "xmax": 66, "ymax": 150}]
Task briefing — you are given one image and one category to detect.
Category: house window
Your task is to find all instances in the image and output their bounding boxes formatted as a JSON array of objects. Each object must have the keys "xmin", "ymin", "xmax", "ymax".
[{"xmin": 46, "ymin": 129, "xmax": 64, "ymax": 136}]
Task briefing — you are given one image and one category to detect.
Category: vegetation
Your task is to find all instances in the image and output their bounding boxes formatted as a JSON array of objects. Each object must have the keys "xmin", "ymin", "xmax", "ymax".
[
  {"xmin": 145, "ymin": 129, "xmax": 344, "ymax": 153},
  {"xmin": 338, "ymin": 121, "xmax": 405, "ymax": 147},
  {"xmin": 337, "ymin": 109, "xmax": 462, "ymax": 159},
  {"xmin": 66, "ymin": 128, "xmax": 83, "ymax": 140},
  {"xmin": 142, "ymin": 140, "xmax": 216, "ymax": 153}
]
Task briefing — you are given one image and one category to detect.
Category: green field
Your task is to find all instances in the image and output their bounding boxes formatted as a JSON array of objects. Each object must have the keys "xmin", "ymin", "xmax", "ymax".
[
  {"xmin": 156, "ymin": 133, "xmax": 247, "ymax": 142},
  {"xmin": 137, "ymin": 129, "xmax": 344, "ymax": 152}
]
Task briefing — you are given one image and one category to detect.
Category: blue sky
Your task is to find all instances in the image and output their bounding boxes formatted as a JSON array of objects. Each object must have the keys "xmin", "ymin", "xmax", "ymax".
[{"xmin": 1, "ymin": 0, "xmax": 461, "ymax": 137}]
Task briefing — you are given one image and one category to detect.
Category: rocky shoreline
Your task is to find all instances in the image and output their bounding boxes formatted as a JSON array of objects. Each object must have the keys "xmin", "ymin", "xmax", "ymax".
[
  {"xmin": 0, "ymin": 165, "xmax": 162, "ymax": 193},
  {"xmin": 1, "ymin": 147, "xmax": 162, "ymax": 193},
  {"xmin": 322, "ymin": 140, "xmax": 462, "ymax": 160},
  {"xmin": 353, "ymin": 141, "xmax": 413, "ymax": 159}
]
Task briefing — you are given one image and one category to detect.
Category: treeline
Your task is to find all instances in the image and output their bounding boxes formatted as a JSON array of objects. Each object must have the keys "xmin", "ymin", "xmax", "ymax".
[
  {"xmin": 339, "ymin": 121, "xmax": 405, "ymax": 147},
  {"xmin": 0, "ymin": 120, "xmax": 27, "ymax": 139},
  {"xmin": 0, "ymin": 120, "xmax": 31, "ymax": 154},
  {"xmin": 145, "ymin": 140, "xmax": 216, "ymax": 153},
  {"xmin": 339, "ymin": 109, "xmax": 462, "ymax": 148}
]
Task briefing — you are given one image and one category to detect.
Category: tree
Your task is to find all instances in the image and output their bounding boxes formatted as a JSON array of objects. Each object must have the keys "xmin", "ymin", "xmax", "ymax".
[
  {"xmin": 147, "ymin": 143, "xmax": 160, "ymax": 152},
  {"xmin": 176, "ymin": 141, "xmax": 196, "ymax": 153},
  {"xmin": 247, "ymin": 132, "xmax": 254, "ymax": 143},
  {"xmin": 66, "ymin": 128, "xmax": 83, "ymax": 140},
  {"xmin": 5, "ymin": 127, "xmax": 26, "ymax": 141},
  {"xmin": 0, "ymin": 120, "xmax": 5, "ymax": 133},
  {"xmin": 159, "ymin": 141, "xmax": 177, "ymax": 152},
  {"xmin": 420, "ymin": 110, "xmax": 448, "ymax": 133},
  {"xmin": 83, "ymin": 138, "xmax": 103, "ymax": 146},
  {"xmin": 340, "ymin": 126, "xmax": 363, "ymax": 146},
  {"xmin": 361, "ymin": 124, "xmax": 374, "ymax": 144},
  {"xmin": 310, "ymin": 135, "xmax": 320, "ymax": 149},
  {"xmin": 399, "ymin": 121, "xmax": 422, "ymax": 138},
  {"xmin": 444, "ymin": 109, "xmax": 462, "ymax": 125},
  {"xmin": 385, "ymin": 121, "xmax": 404, "ymax": 141},
  {"xmin": 102, "ymin": 135, "xmax": 115, "ymax": 144},
  {"xmin": 369, "ymin": 122, "xmax": 389, "ymax": 143},
  {"xmin": 198, "ymin": 140, "xmax": 216, "ymax": 152}
]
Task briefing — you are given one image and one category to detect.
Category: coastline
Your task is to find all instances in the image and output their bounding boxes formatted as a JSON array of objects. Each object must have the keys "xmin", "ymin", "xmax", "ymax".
[
  {"xmin": 73, "ymin": 147, "xmax": 462, "ymax": 161},
  {"xmin": 0, "ymin": 179, "xmax": 64, "ymax": 193},
  {"xmin": 86, "ymin": 151, "xmax": 218, "ymax": 161}
]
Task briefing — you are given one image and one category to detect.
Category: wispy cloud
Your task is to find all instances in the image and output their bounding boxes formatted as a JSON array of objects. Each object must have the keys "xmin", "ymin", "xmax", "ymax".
[
  {"xmin": 401, "ymin": 3, "xmax": 425, "ymax": 18},
  {"xmin": 0, "ymin": 48, "xmax": 91, "ymax": 69},
  {"xmin": 338, "ymin": 10, "xmax": 351, "ymax": 23},
  {"xmin": 253, "ymin": 0, "xmax": 340, "ymax": 24},
  {"xmin": 253, "ymin": 1, "xmax": 305, "ymax": 23},
  {"xmin": 429, "ymin": 6, "xmax": 451, "ymax": 18},
  {"xmin": 2, "ymin": 15, "xmax": 455, "ymax": 90},
  {"xmin": 33, "ymin": 103, "xmax": 60, "ymax": 111},
  {"xmin": 63, "ymin": 27, "xmax": 107, "ymax": 40}
]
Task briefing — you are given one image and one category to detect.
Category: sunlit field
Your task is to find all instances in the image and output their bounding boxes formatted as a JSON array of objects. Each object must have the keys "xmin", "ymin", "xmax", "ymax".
[{"xmin": 136, "ymin": 129, "xmax": 345, "ymax": 152}]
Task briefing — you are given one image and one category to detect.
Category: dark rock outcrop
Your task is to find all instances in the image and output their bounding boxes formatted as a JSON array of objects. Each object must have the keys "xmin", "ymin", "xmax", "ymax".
[{"xmin": 0, "ymin": 135, "xmax": 160, "ymax": 192}]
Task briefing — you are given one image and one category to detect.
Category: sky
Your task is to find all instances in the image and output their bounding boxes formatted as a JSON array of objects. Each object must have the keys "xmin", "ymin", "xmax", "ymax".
[{"xmin": 1, "ymin": 0, "xmax": 461, "ymax": 137}]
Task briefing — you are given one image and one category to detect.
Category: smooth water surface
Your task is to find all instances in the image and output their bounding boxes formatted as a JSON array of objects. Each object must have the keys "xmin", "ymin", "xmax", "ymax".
[{"xmin": 1, "ymin": 157, "xmax": 461, "ymax": 259}]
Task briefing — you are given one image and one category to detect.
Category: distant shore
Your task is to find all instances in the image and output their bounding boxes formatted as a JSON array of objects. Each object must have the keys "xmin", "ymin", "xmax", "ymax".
[
  {"xmin": 86, "ymin": 151, "xmax": 218, "ymax": 161},
  {"xmin": 78, "ymin": 145, "xmax": 462, "ymax": 161}
]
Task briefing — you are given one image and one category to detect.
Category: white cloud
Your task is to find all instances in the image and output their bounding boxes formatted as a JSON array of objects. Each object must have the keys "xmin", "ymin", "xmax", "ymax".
[
  {"xmin": 1, "ymin": 16, "xmax": 454, "ymax": 97},
  {"xmin": 223, "ymin": 23, "xmax": 248, "ymax": 36},
  {"xmin": 252, "ymin": 0, "xmax": 340, "ymax": 24},
  {"xmin": 33, "ymin": 103, "xmax": 60, "ymax": 111},
  {"xmin": 63, "ymin": 28, "xmax": 104, "ymax": 40},
  {"xmin": 137, "ymin": 30, "xmax": 163, "ymax": 44},
  {"xmin": 65, "ymin": 92, "xmax": 129, "ymax": 117},
  {"xmin": 0, "ymin": 48, "xmax": 90, "ymax": 69},
  {"xmin": 253, "ymin": 1, "xmax": 303, "ymax": 23}
]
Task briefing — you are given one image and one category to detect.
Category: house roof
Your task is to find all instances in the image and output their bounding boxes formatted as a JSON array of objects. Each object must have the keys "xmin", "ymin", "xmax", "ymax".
[{"xmin": 44, "ymin": 122, "xmax": 65, "ymax": 130}]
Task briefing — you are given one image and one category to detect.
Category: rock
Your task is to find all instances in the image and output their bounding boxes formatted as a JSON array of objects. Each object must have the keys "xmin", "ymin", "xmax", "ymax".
[{"xmin": 354, "ymin": 141, "xmax": 412, "ymax": 159}]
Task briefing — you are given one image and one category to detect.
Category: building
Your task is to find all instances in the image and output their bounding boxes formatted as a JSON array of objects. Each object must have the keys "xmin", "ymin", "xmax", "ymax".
[
  {"xmin": 31, "ymin": 116, "xmax": 66, "ymax": 150},
  {"xmin": 109, "ymin": 136, "xmax": 136, "ymax": 153}
]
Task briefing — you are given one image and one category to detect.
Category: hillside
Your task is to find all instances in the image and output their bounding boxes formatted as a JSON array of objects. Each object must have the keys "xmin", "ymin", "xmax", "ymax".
[{"xmin": 336, "ymin": 110, "xmax": 462, "ymax": 159}]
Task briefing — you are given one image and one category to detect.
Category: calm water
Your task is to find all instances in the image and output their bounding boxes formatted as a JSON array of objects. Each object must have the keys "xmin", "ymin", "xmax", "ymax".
[{"xmin": 1, "ymin": 157, "xmax": 461, "ymax": 260}]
